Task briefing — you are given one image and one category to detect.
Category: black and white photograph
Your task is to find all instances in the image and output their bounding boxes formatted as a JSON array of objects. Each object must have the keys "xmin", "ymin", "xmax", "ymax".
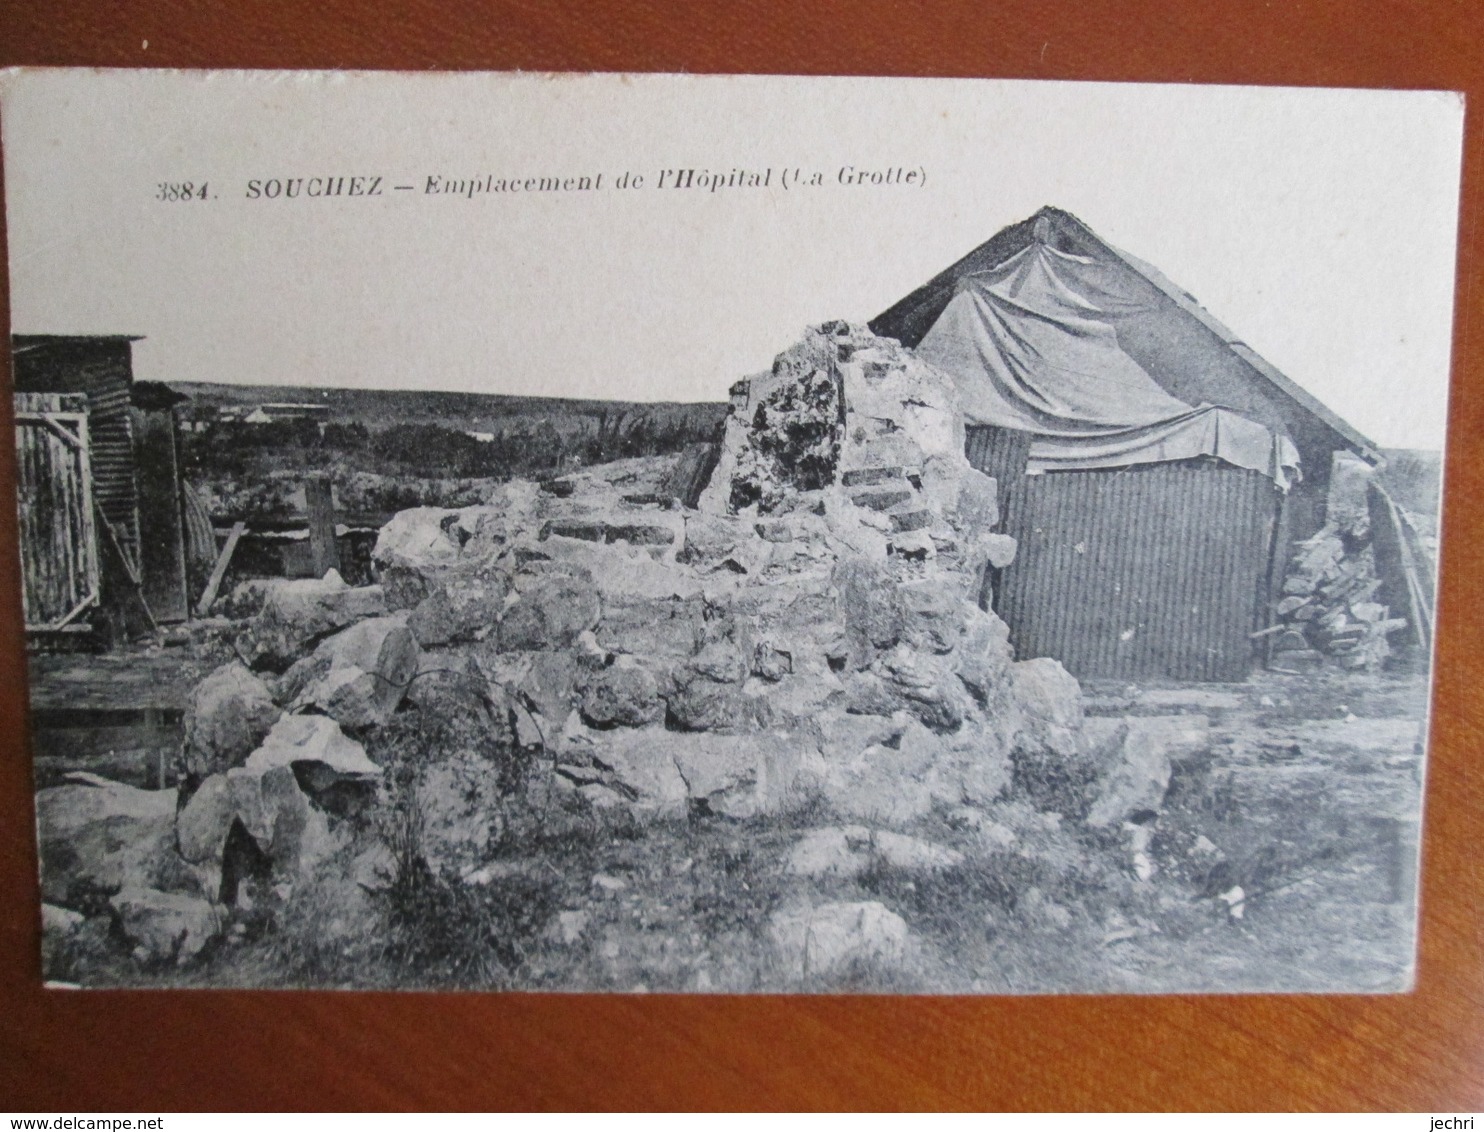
[{"xmin": 2, "ymin": 70, "xmax": 1463, "ymax": 993}]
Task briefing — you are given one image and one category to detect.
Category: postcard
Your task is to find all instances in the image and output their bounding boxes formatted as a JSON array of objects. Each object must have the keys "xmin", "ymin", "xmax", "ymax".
[{"xmin": 2, "ymin": 69, "xmax": 1463, "ymax": 991}]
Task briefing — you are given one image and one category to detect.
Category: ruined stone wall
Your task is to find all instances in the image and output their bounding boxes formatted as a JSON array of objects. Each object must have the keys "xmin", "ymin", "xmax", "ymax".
[
  {"xmin": 37, "ymin": 323, "xmax": 1091, "ymax": 969},
  {"xmin": 359, "ymin": 321, "xmax": 1041, "ymax": 823}
]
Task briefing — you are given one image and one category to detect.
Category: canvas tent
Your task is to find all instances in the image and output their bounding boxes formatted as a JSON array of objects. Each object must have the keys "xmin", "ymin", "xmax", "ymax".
[{"xmin": 871, "ymin": 207, "xmax": 1380, "ymax": 681}]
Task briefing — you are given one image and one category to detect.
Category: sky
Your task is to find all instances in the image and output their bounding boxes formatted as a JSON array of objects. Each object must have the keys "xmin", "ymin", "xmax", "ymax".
[{"xmin": 1, "ymin": 70, "xmax": 1466, "ymax": 449}]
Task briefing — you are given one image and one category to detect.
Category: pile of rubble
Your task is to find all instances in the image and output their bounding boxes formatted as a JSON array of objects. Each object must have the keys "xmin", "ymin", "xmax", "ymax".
[
  {"xmin": 36, "ymin": 322, "xmax": 1191, "ymax": 981},
  {"xmin": 372, "ymin": 321, "xmax": 1046, "ymax": 825},
  {"xmin": 36, "ymin": 627, "xmax": 387, "ymax": 966},
  {"xmin": 1270, "ymin": 455, "xmax": 1409, "ymax": 673},
  {"xmin": 1270, "ymin": 534, "xmax": 1405, "ymax": 672}
]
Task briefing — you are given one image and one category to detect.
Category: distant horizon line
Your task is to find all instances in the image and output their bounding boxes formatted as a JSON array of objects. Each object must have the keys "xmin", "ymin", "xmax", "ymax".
[
  {"xmin": 160, "ymin": 378, "xmax": 1442, "ymax": 454},
  {"xmin": 162, "ymin": 376, "xmax": 731, "ymax": 409}
]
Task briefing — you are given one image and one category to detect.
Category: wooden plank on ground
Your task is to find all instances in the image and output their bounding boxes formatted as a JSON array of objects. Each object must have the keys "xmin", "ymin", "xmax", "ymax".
[
  {"xmin": 26, "ymin": 653, "xmax": 201, "ymax": 712},
  {"xmin": 196, "ymin": 521, "xmax": 246, "ymax": 615}
]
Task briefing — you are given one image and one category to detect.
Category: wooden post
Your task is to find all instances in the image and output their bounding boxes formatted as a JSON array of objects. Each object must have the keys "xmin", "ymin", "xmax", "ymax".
[
  {"xmin": 306, "ymin": 472, "xmax": 340, "ymax": 579},
  {"xmin": 145, "ymin": 707, "xmax": 166, "ymax": 789},
  {"xmin": 1260, "ymin": 485, "xmax": 1292, "ymax": 670},
  {"xmin": 132, "ymin": 407, "xmax": 190, "ymax": 623}
]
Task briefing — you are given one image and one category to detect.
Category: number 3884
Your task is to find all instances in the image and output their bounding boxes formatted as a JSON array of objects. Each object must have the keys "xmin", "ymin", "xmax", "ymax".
[{"xmin": 156, "ymin": 182, "xmax": 209, "ymax": 201}]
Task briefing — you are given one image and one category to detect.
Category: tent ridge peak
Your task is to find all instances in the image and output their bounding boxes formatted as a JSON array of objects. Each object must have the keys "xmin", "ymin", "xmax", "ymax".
[{"xmin": 869, "ymin": 206, "xmax": 1380, "ymax": 462}]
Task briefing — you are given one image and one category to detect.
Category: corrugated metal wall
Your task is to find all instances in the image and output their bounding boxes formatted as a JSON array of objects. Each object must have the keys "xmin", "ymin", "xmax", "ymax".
[
  {"xmin": 967, "ymin": 430, "xmax": 1281, "ymax": 680},
  {"xmin": 89, "ymin": 380, "xmax": 140, "ymax": 568},
  {"xmin": 14, "ymin": 393, "xmax": 101, "ymax": 630},
  {"xmin": 964, "ymin": 424, "xmax": 1032, "ymax": 489}
]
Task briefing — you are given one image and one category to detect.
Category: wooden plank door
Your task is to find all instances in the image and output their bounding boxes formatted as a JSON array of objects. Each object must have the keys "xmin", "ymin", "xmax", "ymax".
[{"xmin": 14, "ymin": 392, "xmax": 101, "ymax": 631}]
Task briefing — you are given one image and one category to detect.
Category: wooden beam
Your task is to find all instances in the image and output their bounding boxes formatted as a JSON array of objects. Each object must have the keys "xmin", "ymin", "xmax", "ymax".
[
  {"xmin": 196, "ymin": 521, "xmax": 246, "ymax": 616},
  {"xmin": 133, "ymin": 407, "xmax": 190, "ymax": 623},
  {"xmin": 306, "ymin": 472, "xmax": 339, "ymax": 579}
]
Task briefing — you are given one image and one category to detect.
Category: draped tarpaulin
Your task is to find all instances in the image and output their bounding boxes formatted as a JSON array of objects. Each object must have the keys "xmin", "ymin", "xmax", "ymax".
[{"xmin": 916, "ymin": 238, "xmax": 1302, "ymax": 489}]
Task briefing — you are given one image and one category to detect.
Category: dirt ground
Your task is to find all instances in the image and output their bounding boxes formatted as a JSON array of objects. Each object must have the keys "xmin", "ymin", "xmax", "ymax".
[
  {"xmin": 36, "ymin": 646, "xmax": 1428, "ymax": 994},
  {"xmin": 1076, "ymin": 669, "xmax": 1426, "ymax": 993}
]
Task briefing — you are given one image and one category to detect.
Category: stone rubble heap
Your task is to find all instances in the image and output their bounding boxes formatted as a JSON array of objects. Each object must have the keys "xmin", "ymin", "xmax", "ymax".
[
  {"xmin": 1270, "ymin": 455, "xmax": 1409, "ymax": 673},
  {"xmin": 36, "ymin": 663, "xmax": 378, "ymax": 966},
  {"xmin": 373, "ymin": 321, "xmax": 1045, "ymax": 825},
  {"xmin": 37, "ymin": 321, "xmax": 1192, "ymax": 980}
]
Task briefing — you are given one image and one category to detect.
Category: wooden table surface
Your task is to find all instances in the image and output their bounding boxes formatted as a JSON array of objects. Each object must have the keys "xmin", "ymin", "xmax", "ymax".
[{"xmin": 2, "ymin": 0, "xmax": 1482, "ymax": 1112}]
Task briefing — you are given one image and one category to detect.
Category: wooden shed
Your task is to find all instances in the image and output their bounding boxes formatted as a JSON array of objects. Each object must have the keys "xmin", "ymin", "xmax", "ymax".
[
  {"xmin": 871, "ymin": 208, "xmax": 1381, "ymax": 682},
  {"xmin": 12, "ymin": 334, "xmax": 192, "ymax": 633}
]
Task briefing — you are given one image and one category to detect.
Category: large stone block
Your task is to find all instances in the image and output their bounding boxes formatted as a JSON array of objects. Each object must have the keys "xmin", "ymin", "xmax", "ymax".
[
  {"xmin": 669, "ymin": 731, "xmax": 815, "ymax": 818},
  {"xmin": 578, "ymin": 727, "xmax": 690, "ymax": 821},
  {"xmin": 897, "ymin": 580, "xmax": 966, "ymax": 655},
  {"xmin": 982, "ymin": 532, "xmax": 1018, "ymax": 569},
  {"xmin": 532, "ymin": 534, "xmax": 700, "ymax": 599},
  {"xmin": 373, "ymin": 504, "xmax": 514, "ymax": 575},
  {"xmin": 497, "ymin": 573, "xmax": 601, "ymax": 651},
  {"xmin": 579, "ymin": 657, "xmax": 665, "ymax": 728},
  {"xmin": 818, "ymin": 710, "xmax": 904, "ymax": 762},
  {"xmin": 1010, "ymin": 657, "xmax": 1084, "ymax": 758},
  {"xmin": 594, "ymin": 594, "xmax": 705, "ymax": 658},
  {"xmin": 572, "ymin": 726, "xmax": 817, "ymax": 821},
  {"xmin": 666, "ymin": 677, "xmax": 755, "ymax": 733},
  {"xmin": 242, "ymin": 713, "xmax": 382, "ymax": 784},
  {"xmin": 403, "ymin": 560, "xmax": 512, "ymax": 646},
  {"xmin": 177, "ymin": 774, "xmax": 235, "ymax": 865},
  {"xmin": 746, "ymin": 668, "xmax": 847, "ymax": 727},
  {"xmin": 678, "ymin": 512, "xmax": 771, "ymax": 575},
  {"xmin": 224, "ymin": 760, "xmax": 338, "ymax": 882},
  {"xmin": 279, "ymin": 615, "xmax": 421, "ymax": 729},
  {"xmin": 110, "ymin": 886, "xmax": 222, "ymax": 965},
  {"xmin": 236, "ymin": 572, "xmax": 387, "ymax": 671},
  {"xmin": 34, "ymin": 773, "xmax": 197, "ymax": 908},
  {"xmin": 814, "ymin": 714, "xmax": 943, "ymax": 823},
  {"xmin": 478, "ymin": 648, "xmax": 579, "ymax": 734},
  {"xmin": 1084, "ymin": 716, "xmax": 1210, "ymax": 829},
  {"xmin": 845, "ymin": 647, "xmax": 975, "ymax": 734},
  {"xmin": 835, "ymin": 556, "xmax": 902, "ymax": 664},
  {"xmin": 953, "ymin": 466, "xmax": 1000, "ymax": 531},
  {"xmin": 374, "ymin": 507, "xmax": 469, "ymax": 573},
  {"xmin": 181, "ymin": 662, "xmax": 282, "ymax": 779},
  {"xmin": 953, "ymin": 606, "xmax": 1015, "ymax": 707},
  {"xmin": 722, "ymin": 585, "xmax": 846, "ymax": 678}
]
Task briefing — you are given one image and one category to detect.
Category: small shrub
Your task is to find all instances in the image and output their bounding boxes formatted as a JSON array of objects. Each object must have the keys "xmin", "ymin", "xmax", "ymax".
[
  {"xmin": 375, "ymin": 778, "xmax": 563, "ymax": 986},
  {"xmin": 689, "ymin": 831, "xmax": 787, "ymax": 940},
  {"xmin": 1009, "ymin": 740, "xmax": 1103, "ymax": 820}
]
